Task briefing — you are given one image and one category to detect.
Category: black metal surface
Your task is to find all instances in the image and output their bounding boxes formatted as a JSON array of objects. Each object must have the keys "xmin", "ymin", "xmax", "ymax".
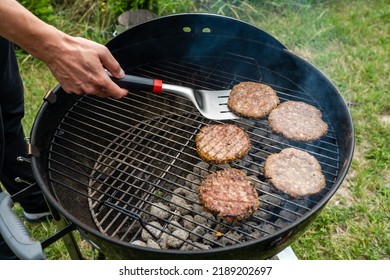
[{"xmin": 30, "ymin": 14, "xmax": 354, "ymax": 259}]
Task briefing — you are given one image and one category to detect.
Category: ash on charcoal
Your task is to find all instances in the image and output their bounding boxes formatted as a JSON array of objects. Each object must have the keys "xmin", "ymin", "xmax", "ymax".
[
  {"xmin": 261, "ymin": 139, "xmax": 283, "ymax": 154},
  {"xmin": 220, "ymin": 231, "xmax": 243, "ymax": 246},
  {"xmin": 258, "ymin": 182, "xmax": 272, "ymax": 193},
  {"xmin": 282, "ymin": 197, "xmax": 311, "ymax": 215},
  {"xmin": 185, "ymin": 174, "xmax": 201, "ymax": 191},
  {"xmin": 171, "ymin": 210, "xmax": 181, "ymax": 222},
  {"xmin": 150, "ymin": 202, "xmax": 171, "ymax": 220},
  {"xmin": 241, "ymin": 221, "xmax": 259, "ymax": 233},
  {"xmin": 167, "ymin": 229, "xmax": 189, "ymax": 248},
  {"xmin": 189, "ymin": 226, "xmax": 206, "ymax": 241},
  {"xmin": 182, "ymin": 215, "xmax": 196, "ymax": 230},
  {"xmin": 131, "ymin": 240, "xmax": 147, "ymax": 247},
  {"xmin": 249, "ymin": 175, "xmax": 262, "ymax": 189},
  {"xmin": 170, "ymin": 195, "xmax": 191, "ymax": 215},
  {"xmin": 253, "ymin": 209, "xmax": 273, "ymax": 221},
  {"xmin": 147, "ymin": 239, "xmax": 161, "ymax": 249},
  {"xmin": 258, "ymin": 138, "xmax": 272, "ymax": 149},
  {"xmin": 282, "ymin": 200, "xmax": 300, "ymax": 212},
  {"xmin": 167, "ymin": 220, "xmax": 181, "ymax": 232},
  {"xmin": 185, "ymin": 191, "xmax": 198, "ymax": 202},
  {"xmin": 200, "ymin": 211, "xmax": 217, "ymax": 227},
  {"xmin": 279, "ymin": 210, "xmax": 298, "ymax": 222},
  {"xmin": 193, "ymin": 162, "xmax": 210, "ymax": 177},
  {"xmin": 215, "ymin": 163, "xmax": 231, "ymax": 170},
  {"xmin": 141, "ymin": 221, "xmax": 162, "ymax": 241},
  {"xmin": 193, "ymin": 214, "xmax": 207, "ymax": 225},
  {"xmin": 213, "ymin": 224, "xmax": 229, "ymax": 235},
  {"xmin": 240, "ymin": 118, "xmax": 256, "ymax": 127},
  {"xmin": 174, "ymin": 187, "xmax": 197, "ymax": 201},
  {"xmin": 259, "ymin": 223, "xmax": 277, "ymax": 235},
  {"xmin": 249, "ymin": 230, "xmax": 264, "ymax": 239},
  {"xmin": 189, "ymin": 225, "xmax": 207, "ymax": 242},
  {"xmin": 233, "ymin": 155, "xmax": 252, "ymax": 167},
  {"xmin": 208, "ymin": 164, "xmax": 218, "ymax": 173},
  {"xmin": 181, "ymin": 242, "xmax": 211, "ymax": 251},
  {"xmin": 202, "ymin": 232, "xmax": 217, "ymax": 246},
  {"xmin": 275, "ymin": 218, "xmax": 289, "ymax": 228},
  {"xmin": 260, "ymin": 194, "xmax": 282, "ymax": 210},
  {"xmin": 252, "ymin": 128, "xmax": 268, "ymax": 142},
  {"xmin": 253, "ymin": 150, "xmax": 269, "ymax": 161},
  {"xmin": 192, "ymin": 203, "xmax": 204, "ymax": 214},
  {"xmin": 269, "ymin": 133, "xmax": 285, "ymax": 142},
  {"xmin": 158, "ymin": 232, "xmax": 170, "ymax": 249},
  {"xmin": 248, "ymin": 163, "xmax": 261, "ymax": 174}
]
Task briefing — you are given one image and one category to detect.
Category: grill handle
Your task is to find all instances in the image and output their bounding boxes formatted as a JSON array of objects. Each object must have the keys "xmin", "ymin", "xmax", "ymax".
[
  {"xmin": 0, "ymin": 192, "xmax": 45, "ymax": 260},
  {"xmin": 108, "ymin": 72, "xmax": 163, "ymax": 93}
]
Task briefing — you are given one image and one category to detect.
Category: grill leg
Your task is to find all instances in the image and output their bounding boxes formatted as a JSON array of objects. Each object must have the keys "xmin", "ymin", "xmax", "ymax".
[
  {"xmin": 276, "ymin": 246, "xmax": 298, "ymax": 260},
  {"xmin": 53, "ymin": 217, "xmax": 84, "ymax": 260}
]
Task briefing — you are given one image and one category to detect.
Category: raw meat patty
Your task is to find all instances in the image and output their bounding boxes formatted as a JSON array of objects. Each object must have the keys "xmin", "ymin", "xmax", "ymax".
[
  {"xmin": 227, "ymin": 81, "xmax": 280, "ymax": 118},
  {"xmin": 198, "ymin": 168, "xmax": 259, "ymax": 222},
  {"xmin": 268, "ymin": 101, "xmax": 328, "ymax": 141},
  {"xmin": 264, "ymin": 148, "xmax": 326, "ymax": 197},
  {"xmin": 196, "ymin": 124, "xmax": 251, "ymax": 164}
]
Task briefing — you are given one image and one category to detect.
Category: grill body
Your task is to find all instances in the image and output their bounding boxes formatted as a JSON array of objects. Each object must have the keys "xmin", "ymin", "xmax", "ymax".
[{"xmin": 30, "ymin": 14, "xmax": 354, "ymax": 259}]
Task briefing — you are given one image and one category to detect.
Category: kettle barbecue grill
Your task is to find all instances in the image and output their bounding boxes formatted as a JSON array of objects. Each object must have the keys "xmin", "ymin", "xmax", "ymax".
[{"xmin": 0, "ymin": 13, "xmax": 354, "ymax": 259}]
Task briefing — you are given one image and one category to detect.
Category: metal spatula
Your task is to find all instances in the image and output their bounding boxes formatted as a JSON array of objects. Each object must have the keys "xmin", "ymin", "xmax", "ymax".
[{"xmin": 110, "ymin": 74, "xmax": 239, "ymax": 120}]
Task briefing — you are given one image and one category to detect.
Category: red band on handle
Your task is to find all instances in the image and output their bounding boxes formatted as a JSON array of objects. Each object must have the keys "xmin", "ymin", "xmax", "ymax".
[{"xmin": 153, "ymin": 79, "xmax": 163, "ymax": 93}]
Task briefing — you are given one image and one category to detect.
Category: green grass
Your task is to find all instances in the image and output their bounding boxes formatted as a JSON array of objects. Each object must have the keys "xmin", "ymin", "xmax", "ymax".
[{"xmin": 9, "ymin": 0, "xmax": 390, "ymax": 259}]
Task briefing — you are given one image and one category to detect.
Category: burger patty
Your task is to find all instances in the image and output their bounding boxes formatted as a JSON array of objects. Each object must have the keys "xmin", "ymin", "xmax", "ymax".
[
  {"xmin": 268, "ymin": 101, "xmax": 328, "ymax": 141},
  {"xmin": 196, "ymin": 124, "xmax": 251, "ymax": 164},
  {"xmin": 198, "ymin": 168, "xmax": 259, "ymax": 222},
  {"xmin": 227, "ymin": 81, "xmax": 280, "ymax": 119},
  {"xmin": 264, "ymin": 148, "xmax": 326, "ymax": 198}
]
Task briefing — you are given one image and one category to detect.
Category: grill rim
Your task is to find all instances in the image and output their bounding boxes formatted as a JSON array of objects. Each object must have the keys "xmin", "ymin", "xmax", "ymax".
[{"xmin": 30, "ymin": 13, "xmax": 354, "ymax": 259}]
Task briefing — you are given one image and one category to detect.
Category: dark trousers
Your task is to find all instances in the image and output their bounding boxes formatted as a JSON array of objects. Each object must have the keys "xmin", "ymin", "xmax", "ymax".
[
  {"xmin": 0, "ymin": 36, "xmax": 44, "ymax": 210},
  {"xmin": 0, "ymin": 37, "xmax": 47, "ymax": 259}
]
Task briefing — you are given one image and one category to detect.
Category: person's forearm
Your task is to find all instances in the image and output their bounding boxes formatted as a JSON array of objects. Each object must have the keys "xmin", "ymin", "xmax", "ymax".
[
  {"xmin": 0, "ymin": 0, "xmax": 127, "ymax": 98},
  {"xmin": 0, "ymin": 0, "xmax": 62, "ymax": 62}
]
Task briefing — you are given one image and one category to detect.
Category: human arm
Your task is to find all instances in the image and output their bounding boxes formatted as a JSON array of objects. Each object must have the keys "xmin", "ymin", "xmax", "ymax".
[{"xmin": 0, "ymin": 0, "xmax": 128, "ymax": 98}]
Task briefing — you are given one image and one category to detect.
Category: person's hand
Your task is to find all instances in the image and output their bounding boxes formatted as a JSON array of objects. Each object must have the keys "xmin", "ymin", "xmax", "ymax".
[{"xmin": 41, "ymin": 34, "xmax": 128, "ymax": 99}]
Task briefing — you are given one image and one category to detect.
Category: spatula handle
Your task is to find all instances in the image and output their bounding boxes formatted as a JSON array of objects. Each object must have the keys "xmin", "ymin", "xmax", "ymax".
[{"xmin": 108, "ymin": 73, "xmax": 163, "ymax": 93}]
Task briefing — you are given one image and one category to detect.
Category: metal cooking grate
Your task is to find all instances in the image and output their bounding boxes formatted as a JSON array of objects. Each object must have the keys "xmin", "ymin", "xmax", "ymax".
[{"xmin": 47, "ymin": 55, "xmax": 340, "ymax": 250}]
